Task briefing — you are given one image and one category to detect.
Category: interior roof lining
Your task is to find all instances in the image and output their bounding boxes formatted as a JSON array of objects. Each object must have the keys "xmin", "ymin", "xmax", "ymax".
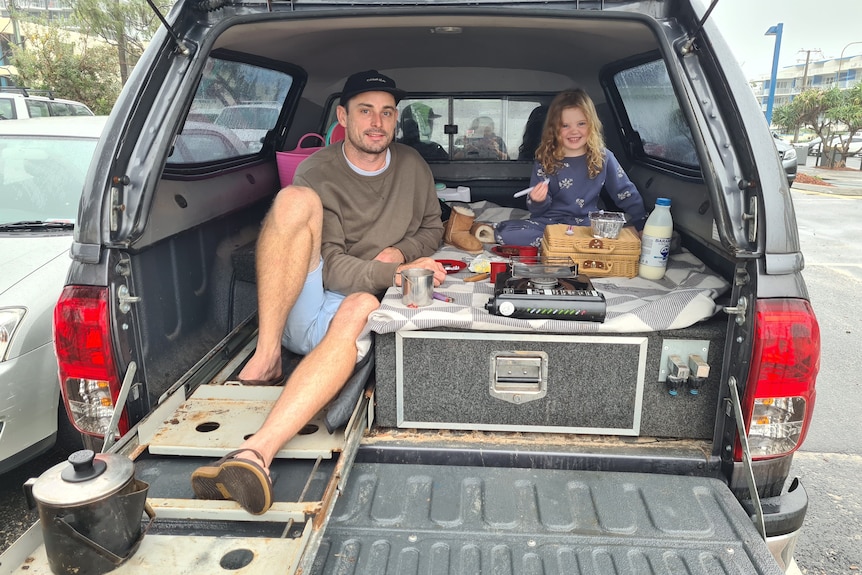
[{"xmin": 210, "ymin": 13, "xmax": 660, "ymax": 101}]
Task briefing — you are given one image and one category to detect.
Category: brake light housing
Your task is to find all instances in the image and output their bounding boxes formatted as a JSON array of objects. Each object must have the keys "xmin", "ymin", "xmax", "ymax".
[
  {"xmin": 54, "ymin": 285, "xmax": 129, "ymax": 438},
  {"xmin": 736, "ymin": 299, "xmax": 820, "ymax": 461}
]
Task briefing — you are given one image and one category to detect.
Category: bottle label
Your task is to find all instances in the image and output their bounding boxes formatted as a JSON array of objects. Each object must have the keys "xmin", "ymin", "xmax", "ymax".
[{"xmin": 640, "ymin": 235, "xmax": 671, "ymax": 267}]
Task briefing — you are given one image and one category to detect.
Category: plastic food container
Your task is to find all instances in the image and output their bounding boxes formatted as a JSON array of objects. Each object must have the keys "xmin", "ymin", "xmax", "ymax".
[
  {"xmin": 510, "ymin": 257, "xmax": 576, "ymax": 278},
  {"xmin": 589, "ymin": 210, "xmax": 626, "ymax": 239}
]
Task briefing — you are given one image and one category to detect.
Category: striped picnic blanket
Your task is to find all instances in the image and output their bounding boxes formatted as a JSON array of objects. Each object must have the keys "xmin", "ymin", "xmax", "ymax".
[{"xmin": 365, "ymin": 201, "xmax": 730, "ymax": 335}]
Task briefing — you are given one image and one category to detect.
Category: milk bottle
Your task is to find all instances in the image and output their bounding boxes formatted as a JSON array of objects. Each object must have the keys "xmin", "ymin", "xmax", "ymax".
[{"xmin": 638, "ymin": 198, "xmax": 673, "ymax": 280}]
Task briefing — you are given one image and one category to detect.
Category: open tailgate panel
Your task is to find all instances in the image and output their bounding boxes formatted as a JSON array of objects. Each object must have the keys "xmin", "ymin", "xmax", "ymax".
[{"xmin": 312, "ymin": 463, "xmax": 783, "ymax": 575}]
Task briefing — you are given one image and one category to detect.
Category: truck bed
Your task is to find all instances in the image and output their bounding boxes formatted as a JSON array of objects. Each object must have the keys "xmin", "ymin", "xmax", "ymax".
[
  {"xmin": 5, "ymin": 463, "xmax": 781, "ymax": 575},
  {"xmin": 1, "ymin": 380, "xmax": 785, "ymax": 575}
]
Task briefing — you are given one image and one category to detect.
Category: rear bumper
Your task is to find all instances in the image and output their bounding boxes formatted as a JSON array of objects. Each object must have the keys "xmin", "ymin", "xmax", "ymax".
[{"xmin": 744, "ymin": 478, "xmax": 808, "ymax": 572}]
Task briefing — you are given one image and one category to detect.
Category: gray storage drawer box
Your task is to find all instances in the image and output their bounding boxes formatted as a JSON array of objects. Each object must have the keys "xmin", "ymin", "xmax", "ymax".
[{"xmin": 374, "ymin": 322, "xmax": 726, "ymax": 439}]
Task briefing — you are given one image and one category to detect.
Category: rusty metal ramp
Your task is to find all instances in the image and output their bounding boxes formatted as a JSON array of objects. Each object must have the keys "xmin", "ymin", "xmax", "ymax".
[{"xmin": 142, "ymin": 384, "xmax": 346, "ymax": 459}]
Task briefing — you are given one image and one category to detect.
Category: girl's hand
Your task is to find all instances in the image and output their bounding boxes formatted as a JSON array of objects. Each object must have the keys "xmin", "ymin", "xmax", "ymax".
[{"xmin": 529, "ymin": 180, "xmax": 549, "ymax": 203}]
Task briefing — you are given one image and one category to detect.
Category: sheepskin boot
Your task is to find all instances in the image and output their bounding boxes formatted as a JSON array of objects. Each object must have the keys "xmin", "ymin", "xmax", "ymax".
[
  {"xmin": 470, "ymin": 221, "xmax": 495, "ymax": 244},
  {"xmin": 444, "ymin": 205, "xmax": 484, "ymax": 254}
]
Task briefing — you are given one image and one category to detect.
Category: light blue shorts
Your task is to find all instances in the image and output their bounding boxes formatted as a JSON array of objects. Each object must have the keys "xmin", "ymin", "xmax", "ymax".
[{"xmin": 281, "ymin": 259, "xmax": 345, "ymax": 356}]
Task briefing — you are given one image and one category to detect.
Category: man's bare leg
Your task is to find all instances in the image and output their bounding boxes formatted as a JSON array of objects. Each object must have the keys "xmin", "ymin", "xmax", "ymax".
[
  {"xmin": 232, "ymin": 291, "xmax": 380, "ymax": 469},
  {"xmin": 238, "ymin": 186, "xmax": 322, "ymax": 382}
]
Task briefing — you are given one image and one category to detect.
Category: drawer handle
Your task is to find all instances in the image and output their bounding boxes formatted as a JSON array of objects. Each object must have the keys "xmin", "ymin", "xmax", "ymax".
[{"xmin": 489, "ymin": 352, "xmax": 548, "ymax": 405}]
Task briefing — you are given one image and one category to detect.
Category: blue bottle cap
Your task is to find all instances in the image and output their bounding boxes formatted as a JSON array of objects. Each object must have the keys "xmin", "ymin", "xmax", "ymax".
[{"xmin": 656, "ymin": 197, "xmax": 671, "ymax": 207}]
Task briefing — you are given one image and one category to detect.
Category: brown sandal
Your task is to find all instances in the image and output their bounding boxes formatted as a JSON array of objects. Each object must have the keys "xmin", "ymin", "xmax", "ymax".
[
  {"xmin": 191, "ymin": 449, "xmax": 273, "ymax": 515},
  {"xmin": 238, "ymin": 374, "xmax": 285, "ymax": 386}
]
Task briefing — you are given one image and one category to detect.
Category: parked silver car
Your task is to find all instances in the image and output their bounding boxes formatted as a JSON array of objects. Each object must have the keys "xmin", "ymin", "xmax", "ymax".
[
  {"xmin": 0, "ymin": 116, "xmax": 106, "ymax": 473},
  {"xmin": 774, "ymin": 138, "xmax": 798, "ymax": 184}
]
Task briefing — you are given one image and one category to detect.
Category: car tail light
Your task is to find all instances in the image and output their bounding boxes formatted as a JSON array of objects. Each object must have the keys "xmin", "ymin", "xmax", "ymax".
[
  {"xmin": 736, "ymin": 299, "xmax": 820, "ymax": 461},
  {"xmin": 54, "ymin": 286, "xmax": 129, "ymax": 438}
]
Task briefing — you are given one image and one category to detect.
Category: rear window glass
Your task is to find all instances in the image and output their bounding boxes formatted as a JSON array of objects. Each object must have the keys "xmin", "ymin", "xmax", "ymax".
[
  {"xmin": 613, "ymin": 59, "xmax": 700, "ymax": 169},
  {"xmin": 70, "ymin": 104, "xmax": 94, "ymax": 116},
  {"xmin": 171, "ymin": 57, "xmax": 294, "ymax": 163},
  {"xmin": 0, "ymin": 97, "xmax": 16, "ymax": 119},
  {"xmin": 48, "ymin": 101, "xmax": 73, "ymax": 116},
  {"xmin": 325, "ymin": 96, "xmax": 548, "ymax": 162},
  {"xmin": 25, "ymin": 99, "xmax": 50, "ymax": 118}
]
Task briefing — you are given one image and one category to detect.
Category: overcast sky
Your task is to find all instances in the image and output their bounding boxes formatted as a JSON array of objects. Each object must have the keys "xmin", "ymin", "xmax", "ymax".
[{"xmin": 709, "ymin": 0, "xmax": 861, "ymax": 80}]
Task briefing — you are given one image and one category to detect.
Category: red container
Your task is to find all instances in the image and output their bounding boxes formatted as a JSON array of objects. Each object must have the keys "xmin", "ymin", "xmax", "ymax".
[
  {"xmin": 490, "ymin": 261, "xmax": 509, "ymax": 282},
  {"xmin": 492, "ymin": 245, "xmax": 538, "ymax": 263}
]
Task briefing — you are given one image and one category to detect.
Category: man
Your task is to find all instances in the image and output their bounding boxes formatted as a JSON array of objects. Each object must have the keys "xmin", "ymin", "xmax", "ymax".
[
  {"xmin": 398, "ymin": 103, "xmax": 448, "ymax": 160},
  {"xmin": 191, "ymin": 70, "xmax": 445, "ymax": 514}
]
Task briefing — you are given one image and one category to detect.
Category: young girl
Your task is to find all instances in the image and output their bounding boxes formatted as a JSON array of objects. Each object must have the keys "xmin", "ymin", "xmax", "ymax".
[{"xmin": 495, "ymin": 89, "xmax": 647, "ymax": 246}]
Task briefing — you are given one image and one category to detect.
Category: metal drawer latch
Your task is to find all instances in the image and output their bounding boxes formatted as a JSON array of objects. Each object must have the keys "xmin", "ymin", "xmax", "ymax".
[{"xmin": 489, "ymin": 352, "xmax": 548, "ymax": 405}]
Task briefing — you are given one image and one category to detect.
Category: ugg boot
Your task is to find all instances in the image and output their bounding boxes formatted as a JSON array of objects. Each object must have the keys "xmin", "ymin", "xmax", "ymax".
[
  {"xmin": 470, "ymin": 221, "xmax": 495, "ymax": 244},
  {"xmin": 443, "ymin": 205, "xmax": 484, "ymax": 254}
]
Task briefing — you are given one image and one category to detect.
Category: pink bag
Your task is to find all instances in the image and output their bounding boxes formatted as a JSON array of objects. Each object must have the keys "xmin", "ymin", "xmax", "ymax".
[{"xmin": 276, "ymin": 133, "xmax": 324, "ymax": 187}]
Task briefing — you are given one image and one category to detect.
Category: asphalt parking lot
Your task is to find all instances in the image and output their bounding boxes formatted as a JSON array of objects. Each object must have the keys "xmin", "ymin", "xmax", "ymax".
[{"xmin": 794, "ymin": 155, "xmax": 862, "ymax": 195}]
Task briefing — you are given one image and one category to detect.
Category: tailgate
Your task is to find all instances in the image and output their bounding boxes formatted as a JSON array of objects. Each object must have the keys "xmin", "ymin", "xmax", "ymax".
[{"xmin": 312, "ymin": 463, "xmax": 783, "ymax": 575}]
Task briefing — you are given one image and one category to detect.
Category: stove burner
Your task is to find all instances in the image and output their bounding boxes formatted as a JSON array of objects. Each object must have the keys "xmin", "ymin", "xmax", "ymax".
[
  {"xmin": 528, "ymin": 277, "xmax": 560, "ymax": 289},
  {"xmin": 510, "ymin": 276, "xmax": 583, "ymax": 291}
]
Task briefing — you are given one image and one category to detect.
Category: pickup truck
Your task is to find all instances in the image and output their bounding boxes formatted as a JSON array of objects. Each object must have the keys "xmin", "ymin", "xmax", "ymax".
[{"xmin": 1, "ymin": 0, "xmax": 819, "ymax": 574}]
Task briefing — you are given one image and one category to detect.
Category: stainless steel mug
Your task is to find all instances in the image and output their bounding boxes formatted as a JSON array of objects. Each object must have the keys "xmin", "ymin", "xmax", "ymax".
[{"xmin": 400, "ymin": 268, "xmax": 434, "ymax": 307}]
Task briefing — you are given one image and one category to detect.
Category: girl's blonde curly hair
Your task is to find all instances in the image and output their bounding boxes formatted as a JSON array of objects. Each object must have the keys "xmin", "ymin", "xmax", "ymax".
[{"xmin": 535, "ymin": 89, "xmax": 605, "ymax": 179}]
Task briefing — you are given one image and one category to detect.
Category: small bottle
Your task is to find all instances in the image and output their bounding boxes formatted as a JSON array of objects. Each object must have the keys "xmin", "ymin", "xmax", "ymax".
[{"xmin": 638, "ymin": 198, "xmax": 673, "ymax": 280}]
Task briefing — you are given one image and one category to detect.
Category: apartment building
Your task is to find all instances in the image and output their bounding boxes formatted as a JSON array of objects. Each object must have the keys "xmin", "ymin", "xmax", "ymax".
[{"xmin": 750, "ymin": 53, "xmax": 862, "ymax": 112}]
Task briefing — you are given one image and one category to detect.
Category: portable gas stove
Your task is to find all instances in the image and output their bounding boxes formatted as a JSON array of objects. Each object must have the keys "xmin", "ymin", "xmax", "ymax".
[{"xmin": 484, "ymin": 259, "xmax": 606, "ymax": 322}]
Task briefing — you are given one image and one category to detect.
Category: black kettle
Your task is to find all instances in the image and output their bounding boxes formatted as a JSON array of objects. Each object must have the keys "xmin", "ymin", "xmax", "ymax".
[{"xmin": 24, "ymin": 449, "xmax": 155, "ymax": 575}]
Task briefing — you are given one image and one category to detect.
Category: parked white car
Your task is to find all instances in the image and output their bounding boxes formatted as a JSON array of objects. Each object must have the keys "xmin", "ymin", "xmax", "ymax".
[
  {"xmin": 213, "ymin": 103, "xmax": 280, "ymax": 153},
  {"xmin": 806, "ymin": 135, "xmax": 862, "ymax": 157},
  {"xmin": 0, "ymin": 89, "xmax": 94, "ymax": 120},
  {"xmin": 0, "ymin": 116, "xmax": 106, "ymax": 474}
]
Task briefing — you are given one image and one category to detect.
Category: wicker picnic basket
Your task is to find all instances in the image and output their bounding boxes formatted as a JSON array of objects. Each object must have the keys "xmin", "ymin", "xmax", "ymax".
[{"xmin": 542, "ymin": 224, "xmax": 641, "ymax": 278}]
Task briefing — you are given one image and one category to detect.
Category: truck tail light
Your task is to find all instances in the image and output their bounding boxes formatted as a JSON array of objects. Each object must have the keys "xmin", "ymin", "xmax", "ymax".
[
  {"xmin": 736, "ymin": 299, "xmax": 820, "ymax": 461},
  {"xmin": 54, "ymin": 286, "xmax": 128, "ymax": 438}
]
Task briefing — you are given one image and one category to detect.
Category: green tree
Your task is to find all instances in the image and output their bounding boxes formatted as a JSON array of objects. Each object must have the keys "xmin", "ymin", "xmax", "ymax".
[
  {"xmin": 828, "ymin": 83, "xmax": 862, "ymax": 166},
  {"xmin": 10, "ymin": 24, "xmax": 121, "ymax": 114},
  {"xmin": 72, "ymin": 0, "xmax": 169, "ymax": 84},
  {"xmin": 773, "ymin": 87, "xmax": 862, "ymax": 168}
]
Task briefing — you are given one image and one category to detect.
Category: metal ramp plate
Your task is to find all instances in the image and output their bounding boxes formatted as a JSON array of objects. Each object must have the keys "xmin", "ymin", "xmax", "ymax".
[
  {"xmin": 146, "ymin": 384, "xmax": 344, "ymax": 459},
  {"xmin": 12, "ymin": 533, "xmax": 307, "ymax": 575}
]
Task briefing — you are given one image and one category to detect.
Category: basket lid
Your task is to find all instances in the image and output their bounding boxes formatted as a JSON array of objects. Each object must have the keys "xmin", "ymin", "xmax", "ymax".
[{"xmin": 543, "ymin": 224, "xmax": 641, "ymax": 254}]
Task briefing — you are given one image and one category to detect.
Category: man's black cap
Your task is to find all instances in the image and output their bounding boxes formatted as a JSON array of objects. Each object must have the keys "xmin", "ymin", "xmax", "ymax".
[{"xmin": 339, "ymin": 70, "xmax": 406, "ymax": 106}]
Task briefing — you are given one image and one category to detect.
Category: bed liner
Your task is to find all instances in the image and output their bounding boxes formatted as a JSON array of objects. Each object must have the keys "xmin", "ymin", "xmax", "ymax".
[{"xmin": 312, "ymin": 462, "xmax": 784, "ymax": 575}]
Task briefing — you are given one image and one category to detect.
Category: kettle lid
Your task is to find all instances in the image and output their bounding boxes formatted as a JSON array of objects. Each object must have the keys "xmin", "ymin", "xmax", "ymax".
[{"xmin": 30, "ymin": 449, "xmax": 135, "ymax": 506}]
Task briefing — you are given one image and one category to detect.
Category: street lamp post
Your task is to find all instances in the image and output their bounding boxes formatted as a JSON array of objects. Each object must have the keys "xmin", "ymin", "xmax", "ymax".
[
  {"xmin": 764, "ymin": 23, "xmax": 783, "ymax": 127},
  {"xmin": 836, "ymin": 41, "xmax": 862, "ymax": 88}
]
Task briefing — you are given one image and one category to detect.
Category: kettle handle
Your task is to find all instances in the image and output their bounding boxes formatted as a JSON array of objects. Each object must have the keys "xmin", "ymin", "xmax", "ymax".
[
  {"xmin": 52, "ymin": 502, "xmax": 156, "ymax": 566},
  {"xmin": 22, "ymin": 478, "xmax": 37, "ymax": 510}
]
